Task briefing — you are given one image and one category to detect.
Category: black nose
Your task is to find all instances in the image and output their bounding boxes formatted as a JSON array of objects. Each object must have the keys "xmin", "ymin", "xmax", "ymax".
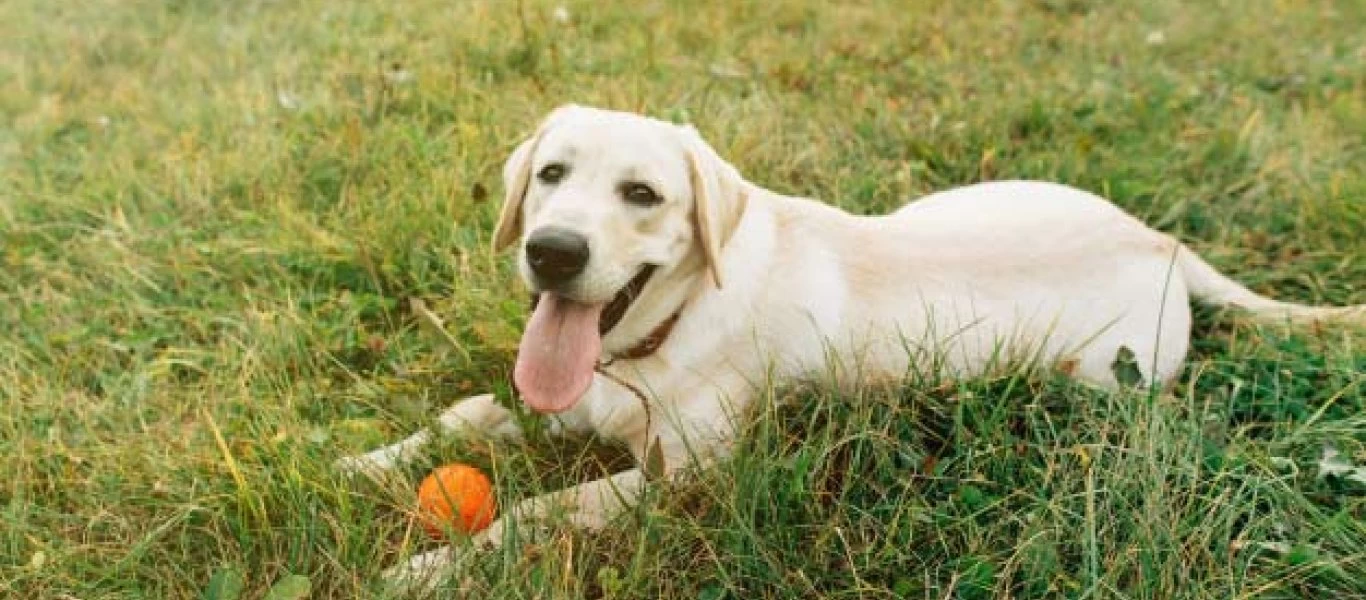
[{"xmin": 525, "ymin": 227, "xmax": 590, "ymax": 283}]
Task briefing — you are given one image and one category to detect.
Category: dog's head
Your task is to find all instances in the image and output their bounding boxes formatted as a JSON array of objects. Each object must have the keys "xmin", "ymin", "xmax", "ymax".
[{"xmin": 492, "ymin": 104, "xmax": 747, "ymax": 413}]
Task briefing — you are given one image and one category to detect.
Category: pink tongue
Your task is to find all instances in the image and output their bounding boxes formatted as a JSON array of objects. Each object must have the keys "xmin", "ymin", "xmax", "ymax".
[{"xmin": 514, "ymin": 293, "xmax": 604, "ymax": 413}]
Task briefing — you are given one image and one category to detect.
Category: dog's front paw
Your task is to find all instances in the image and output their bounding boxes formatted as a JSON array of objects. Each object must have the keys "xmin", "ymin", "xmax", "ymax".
[
  {"xmin": 382, "ymin": 547, "xmax": 455, "ymax": 594},
  {"xmin": 473, "ymin": 518, "xmax": 507, "ymax": 550},
  {"xmin": 475, "ymin": 515, "xmax": 562, "ymax": 551},
  {"xmin": 334, "ymin": 449, "xmax": 398, "ymax": 479}
]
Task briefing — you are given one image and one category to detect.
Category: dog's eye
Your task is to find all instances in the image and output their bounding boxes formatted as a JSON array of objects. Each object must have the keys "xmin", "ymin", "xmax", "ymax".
[
  {"xmin": 537, "ymin": 163, "xmax": 567, "ymax": 184},
  {"xmin": 620, "ymin": 182, "xmax": 661, "ymax": 206}
]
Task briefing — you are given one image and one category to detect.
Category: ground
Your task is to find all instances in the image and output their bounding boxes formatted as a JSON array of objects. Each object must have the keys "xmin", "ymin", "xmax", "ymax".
[{"xmin": 2, "ymin": 0, "xmax": 1364, "ymax": 598}]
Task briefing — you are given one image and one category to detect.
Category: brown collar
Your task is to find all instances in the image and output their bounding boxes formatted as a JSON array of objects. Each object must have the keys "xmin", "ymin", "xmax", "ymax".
[{"xmin": 606, "ymin": 310, "xmax": 682, "ymax": 362}]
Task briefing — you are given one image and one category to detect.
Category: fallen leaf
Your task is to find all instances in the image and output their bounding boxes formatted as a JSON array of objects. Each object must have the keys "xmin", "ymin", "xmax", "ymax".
[
  {"xmin": 204, "ymin": 567, "xmax": 245, "ymax": 600},
  {"xmin": 264, "ymin": 574, "xmax": 310, "ymax": 600}
]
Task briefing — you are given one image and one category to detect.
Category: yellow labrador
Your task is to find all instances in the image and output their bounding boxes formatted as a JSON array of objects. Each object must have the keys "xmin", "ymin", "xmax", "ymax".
[{"xmin": 340, "ymin": 104, "xmax": 1363, "ymax": 585}]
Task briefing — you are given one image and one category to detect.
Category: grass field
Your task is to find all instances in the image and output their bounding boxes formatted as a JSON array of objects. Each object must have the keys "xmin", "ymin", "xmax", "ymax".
[{"xmin": 3, "ymin": 0, "xmax": 1365, "ymax": 597}]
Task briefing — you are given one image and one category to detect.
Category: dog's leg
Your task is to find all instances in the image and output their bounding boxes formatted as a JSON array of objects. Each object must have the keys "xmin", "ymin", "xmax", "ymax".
[
  {"xmin": 480, "ymin": 467, "xmax": 649, "ymax": 542},
  {"xmin": 334, "ymin": 393, "xmax": 521, "ymax": 477}
]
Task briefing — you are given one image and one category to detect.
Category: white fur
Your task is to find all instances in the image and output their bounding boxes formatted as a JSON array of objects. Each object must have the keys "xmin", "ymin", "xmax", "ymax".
[{"xmin": 340, "ymin": 105, "xmax": 1363, "ymax": 590}]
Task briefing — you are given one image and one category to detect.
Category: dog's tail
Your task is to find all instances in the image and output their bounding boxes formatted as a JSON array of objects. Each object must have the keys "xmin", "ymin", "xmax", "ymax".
[{"xmin": 1176, "ymin": 244, "xmax": 1365, "ymax": 325}]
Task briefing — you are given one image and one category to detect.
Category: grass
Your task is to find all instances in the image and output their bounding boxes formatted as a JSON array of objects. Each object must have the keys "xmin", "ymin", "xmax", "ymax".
[{"xmin": 2, "ymin": 0, "xmax": 1364, "ymax": 597}]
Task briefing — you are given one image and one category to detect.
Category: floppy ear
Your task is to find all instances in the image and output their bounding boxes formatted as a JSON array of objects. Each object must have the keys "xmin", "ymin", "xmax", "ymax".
[
  {"xmin": 492, "ymin": 105, "xmax": 581, "ymax": 253},
  {"xmin": 491, "ymin": 135, "xmax": 541, "ymax": 252},
  {"xmin": 681, "ymin": 125, "xmax": 747, "ymax": 289}
]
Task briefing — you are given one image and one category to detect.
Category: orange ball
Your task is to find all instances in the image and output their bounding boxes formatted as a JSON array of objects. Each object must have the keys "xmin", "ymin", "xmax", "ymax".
[{"xmin": 416, "ymin": 463, "xmax": 496, "ymax": 537}]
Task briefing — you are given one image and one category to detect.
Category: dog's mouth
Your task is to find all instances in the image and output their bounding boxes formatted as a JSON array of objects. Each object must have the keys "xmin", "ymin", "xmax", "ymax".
[
  {"xmin": 528, "ymin": 264, "xmax": 657, "ymax": 337},
  {"xmin": 516, "ymin": 265, "xmax": 656, "ymax": 414}
]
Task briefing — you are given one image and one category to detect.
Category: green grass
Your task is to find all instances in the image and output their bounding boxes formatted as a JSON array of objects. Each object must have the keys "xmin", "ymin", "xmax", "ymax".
[{"xmin": 2, "ymin": 0, "xmax": 1365, "ymax": 597}]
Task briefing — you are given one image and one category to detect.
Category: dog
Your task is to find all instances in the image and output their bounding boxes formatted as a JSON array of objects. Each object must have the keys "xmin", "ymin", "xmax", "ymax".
[{"xmin": 338, "ymin": 104, "xmax": 1363, "ymax": 585}]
